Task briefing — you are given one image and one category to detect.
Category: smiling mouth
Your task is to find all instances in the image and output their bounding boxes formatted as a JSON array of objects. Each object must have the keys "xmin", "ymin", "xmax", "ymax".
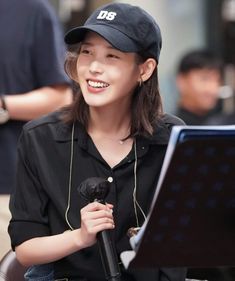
[{"xmin": 87, "ymin": 80, "xmax": 109, "ymax": 88}]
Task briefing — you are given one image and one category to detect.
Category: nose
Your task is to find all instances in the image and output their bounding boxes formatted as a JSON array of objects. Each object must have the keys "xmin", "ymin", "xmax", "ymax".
[{"xmin": 89, "ymin": 60, "xmax": 104, "ymax": 75}]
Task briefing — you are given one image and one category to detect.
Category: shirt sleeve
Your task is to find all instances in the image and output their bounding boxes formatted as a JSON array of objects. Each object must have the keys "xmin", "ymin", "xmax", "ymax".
[
  {"xmin": 8, "ymin": 127, "xmax": 50, "ymax": 250},
  {"xmin": 31, "ymin": 1, "xmax": 70, "ymax": 87}
]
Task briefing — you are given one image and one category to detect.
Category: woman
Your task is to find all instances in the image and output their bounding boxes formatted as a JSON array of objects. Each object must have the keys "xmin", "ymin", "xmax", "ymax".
[{"xmin": 8, "ymin": 3, "xmax": 186, "ymax": 281}]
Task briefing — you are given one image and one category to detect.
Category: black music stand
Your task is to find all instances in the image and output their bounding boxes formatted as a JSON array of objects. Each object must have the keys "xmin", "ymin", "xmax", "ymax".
[{"xmin": 121, "ymin": 125, "xmax": 235, "ymax": 269}]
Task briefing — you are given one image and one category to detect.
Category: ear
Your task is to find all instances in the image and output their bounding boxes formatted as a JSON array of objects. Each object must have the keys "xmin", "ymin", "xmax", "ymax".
[{"xmin": 139, "ymin": 58, "xmax": 157, "ymax": 83}]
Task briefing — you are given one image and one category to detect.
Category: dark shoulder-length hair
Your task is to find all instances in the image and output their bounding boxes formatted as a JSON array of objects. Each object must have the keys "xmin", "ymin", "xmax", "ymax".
[{"xmin": 62, "ymin": 47, "xmax": 163, "ymax": 138}]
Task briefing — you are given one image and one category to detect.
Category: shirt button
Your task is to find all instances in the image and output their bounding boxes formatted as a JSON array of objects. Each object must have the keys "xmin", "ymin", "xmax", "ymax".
[{"xmin": 107, "ymin": 176, "xmax": 113, "ymax": 183}]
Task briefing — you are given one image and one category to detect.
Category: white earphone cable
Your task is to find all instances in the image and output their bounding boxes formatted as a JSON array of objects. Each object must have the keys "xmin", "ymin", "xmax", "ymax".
[
  {"xmin": 133, "ymin": 140, "xmax": 147, "ymax": 228},
  {"xmin": 65, "ymin": 126, "xmax": 146, "ymax": 231},
  {"xmin": 65, "ymin": 122, "xmax": 75, "ymax": 231}
]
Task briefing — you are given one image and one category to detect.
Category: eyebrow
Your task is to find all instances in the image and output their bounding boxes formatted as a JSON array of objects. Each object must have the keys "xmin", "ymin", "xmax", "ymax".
[
  {"xmin": 81, "ymin": 41, "xmax": 117, "ymax": 51},
  {"xmin": 81, "ymin": 42, "xmax": 92, "ymax": 47}
]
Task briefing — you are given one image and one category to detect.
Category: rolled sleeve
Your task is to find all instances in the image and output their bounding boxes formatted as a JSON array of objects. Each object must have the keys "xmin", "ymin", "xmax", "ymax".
[{"xmin": 8, "ymin": 128, "xmax": 50, "ymax": 249}]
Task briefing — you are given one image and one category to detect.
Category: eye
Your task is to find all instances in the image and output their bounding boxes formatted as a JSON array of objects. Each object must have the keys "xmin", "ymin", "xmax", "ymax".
[
  {"xmin": 80, "ymin": 49, "xmax": 91, "ymax": 55},
  {"xmin": 79, "ymin": 45, "xmax": 92, "ymax": 55},
  {"xmin": 107, "ymin": 53, "xmax": 120, "ymax": 59}
]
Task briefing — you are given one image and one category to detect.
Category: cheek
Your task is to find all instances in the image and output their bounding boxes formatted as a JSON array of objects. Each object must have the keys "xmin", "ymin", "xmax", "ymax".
[
  {"xmin": 76, "ymin": 56, "xmax": 89, "ymax": 73},
  {"xmin": 76, "ymin": 64, "xmax": 87, "ymax": 83},
  {"xmin": 108, "ymin": 67, "xmax": 123, "ymax": 81},
  {"xmin": 211, "ymin": 82, "xmax": 221, "ymax": 95},
  {"xmin": 118, "ymin": 65, "xmax": 139, "ymax": 84},
  {"xmin": 118, "ymin": 73, "xmax": 139, "ymax": 93}
]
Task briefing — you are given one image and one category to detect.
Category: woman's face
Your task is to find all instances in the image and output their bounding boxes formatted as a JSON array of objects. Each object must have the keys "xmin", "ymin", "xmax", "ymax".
[{"xmin": 76, "ymin": 31, "xmax": 141, "ymax": 110}]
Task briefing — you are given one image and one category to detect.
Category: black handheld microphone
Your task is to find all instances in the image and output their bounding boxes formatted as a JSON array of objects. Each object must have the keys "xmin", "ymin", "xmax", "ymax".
[{"xmin": 78, "ymin": 177, "xmax": 121, "ymax": 281}]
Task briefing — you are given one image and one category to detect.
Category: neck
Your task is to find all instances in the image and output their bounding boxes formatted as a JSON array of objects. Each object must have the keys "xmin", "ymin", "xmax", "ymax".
[{"xmin": 88, "ymin": 106, "xmax": 131, "ymax": 139}]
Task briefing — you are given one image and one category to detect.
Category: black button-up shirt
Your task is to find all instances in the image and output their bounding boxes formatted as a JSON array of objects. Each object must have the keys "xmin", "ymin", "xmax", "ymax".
[{"xmin": 9, "ymin": 110, "xmax": 186, "ymax": 280}]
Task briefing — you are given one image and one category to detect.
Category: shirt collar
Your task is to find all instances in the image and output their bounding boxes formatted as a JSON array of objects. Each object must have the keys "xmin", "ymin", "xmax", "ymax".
[
  {"xmin": 54, "ymin": 121, "xmax": 89, "ymax": 148},
  {"xmin": 54, "ymin": 116, "xmax": 171, "ymax": 146},
  {"xmin": 139, "ymin": 117, "xmax": 172, "ymax": 146}
]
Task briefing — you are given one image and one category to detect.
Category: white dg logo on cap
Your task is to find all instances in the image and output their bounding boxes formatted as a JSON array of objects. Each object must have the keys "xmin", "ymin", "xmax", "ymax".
[{"xmin": 97, "ymin": 10, "xmax": 117, "ymax": 21}]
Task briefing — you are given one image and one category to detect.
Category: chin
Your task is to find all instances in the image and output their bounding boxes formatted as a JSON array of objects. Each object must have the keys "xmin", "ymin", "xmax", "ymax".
[{"xmin": 83, "ymin": 98, "xmax": 106, "ymax": 108}]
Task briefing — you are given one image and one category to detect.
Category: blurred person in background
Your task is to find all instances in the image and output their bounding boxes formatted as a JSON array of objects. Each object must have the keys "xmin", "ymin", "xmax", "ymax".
[
  {"xmin": 176, "ymin": 52, "xmax": 235, "ymax": 281},
  {"xmin": 207, "ymin": 111, "xmax": 235, "ymax": 125},
  {"xmin": 0, "ymin": 0, "xmax": 72, "ymax": 259},
  {"xmin": 175, "ymin": 49, "xmax": 223, "ymax": 125}
]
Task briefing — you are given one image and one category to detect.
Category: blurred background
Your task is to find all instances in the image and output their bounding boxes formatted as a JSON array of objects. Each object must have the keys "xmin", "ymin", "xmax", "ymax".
[{"xmin": 49, "ymin": 0, "xmax": 235, "ymax": 114}]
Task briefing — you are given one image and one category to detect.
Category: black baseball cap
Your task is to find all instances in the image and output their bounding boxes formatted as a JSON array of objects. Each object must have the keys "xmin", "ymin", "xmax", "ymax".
[{"xmin": 64, "ymin": 3, "xmax": 162, "ymax": 62}]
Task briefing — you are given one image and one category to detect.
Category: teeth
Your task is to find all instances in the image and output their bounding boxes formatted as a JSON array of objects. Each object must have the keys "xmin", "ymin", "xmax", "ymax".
[{"xmin": 88, "ymin": 80, "xmax": 109, "ymax": 88}]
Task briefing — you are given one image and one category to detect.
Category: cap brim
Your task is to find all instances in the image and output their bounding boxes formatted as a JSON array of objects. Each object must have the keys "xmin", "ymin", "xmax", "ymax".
[{"xmin": 64, "ymin": 24, "xmax": 139, "ymax": 53}]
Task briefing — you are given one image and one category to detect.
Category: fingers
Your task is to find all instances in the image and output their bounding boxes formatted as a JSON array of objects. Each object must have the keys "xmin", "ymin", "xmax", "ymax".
[
  {"xmin": 82, "ymin": 202, "xmax": 113, "ymax": 212},
  {"xmin": 82, "ymin": 202, "xmax": 114, "ymax": 224},
  {"xmin": 81, "ymin": 202, "xmax": 114, "ymax": 227},
  {"xmin": 85, "ymin": 217, "xmax": 115, "ymax": 232},
  {"xmin": 79, "ymin": 202, "xmax": 115, "ymax": 248}
]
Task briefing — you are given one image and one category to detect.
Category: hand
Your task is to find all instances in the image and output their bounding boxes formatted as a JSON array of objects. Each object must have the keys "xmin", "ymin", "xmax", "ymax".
[{"xmin": 79, "ymin": 202, "xmax": 114, "ymax": 248}]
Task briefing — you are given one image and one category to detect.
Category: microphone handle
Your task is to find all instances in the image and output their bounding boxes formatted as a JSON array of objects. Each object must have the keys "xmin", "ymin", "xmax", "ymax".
[{"xmin": 97, "ymin": 230, "xmax": 121, "ymax": 281}]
